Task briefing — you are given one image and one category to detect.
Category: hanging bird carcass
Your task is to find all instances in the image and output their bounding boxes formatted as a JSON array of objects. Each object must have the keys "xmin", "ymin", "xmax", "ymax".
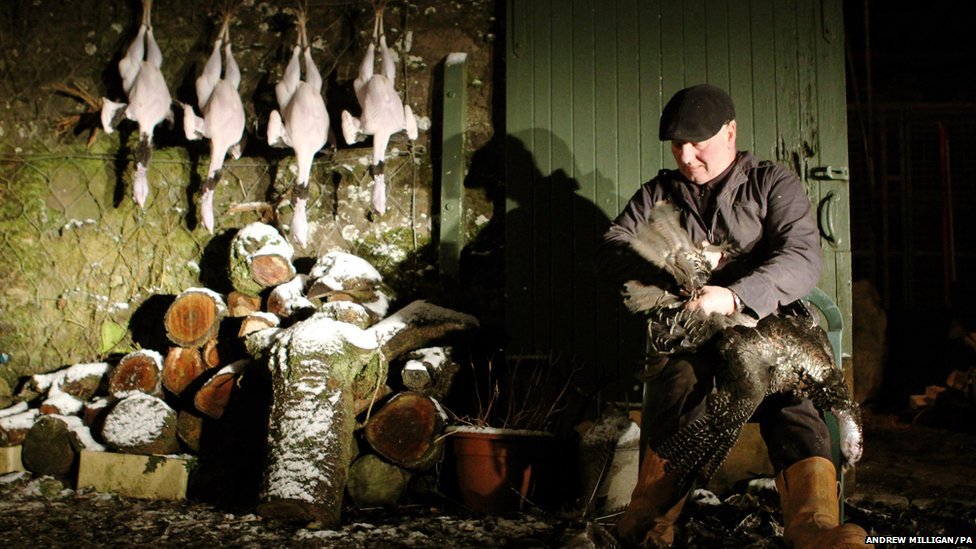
[
  {"xmin": 341, "ymin": 0, "xmax": 418, "ymax": 216},
  {"xmin": 183, "ymin": 10, "xmax": 246, "ymax": 234},
  {"xmin": 622, "ymin": 202, "xmax": 863, "ymax": 489},
  {"xmin": 101, "ymin": 0, "xmax": 173, "ymax": 208},
  {"xmin": 267, "ymin": 9, "xmax": 330, "ymax": 247}
]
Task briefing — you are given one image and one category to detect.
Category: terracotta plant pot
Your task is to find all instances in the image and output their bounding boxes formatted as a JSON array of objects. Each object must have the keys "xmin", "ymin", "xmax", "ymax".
[{"xmin": 447, "ymin": 426, "xmax": 555, "ymax": 514}]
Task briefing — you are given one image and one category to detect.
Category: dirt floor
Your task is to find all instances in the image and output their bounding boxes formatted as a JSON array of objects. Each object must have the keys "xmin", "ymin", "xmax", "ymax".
[{"xmin": 1, "ymin": 408, "xmax": 975, "ymax": 548}]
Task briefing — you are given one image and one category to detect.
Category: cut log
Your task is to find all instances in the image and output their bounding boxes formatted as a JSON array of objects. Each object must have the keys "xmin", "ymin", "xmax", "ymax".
[
  {"xmin": 162, "ymin": 346, "xmax": 207, "ymax": 396},
  {"xmin": 164, "ymin": 288, "xmax": 228, "ymax": 348},
  {"xmin": 306, "ymin": 251, "xmax": 394, "ymax": 320},
  {"xmin": 319, "ymin": 301, "xmax": 374, "ymax": 329},
  {"xmin": 36, "ymin": 362, "xmax": 111, "ymax": 416},
  {"xmin": 364, "ymin": 391, "xmax": 446, "ymax": 471},
  {"xmin": 228, "ymin": 222, "xmax": 296, "ymax": 296},
  {"xmin": 0, "ymin": 408, "xmax": 39, "ymax": 446},
  {"xmin": 267, "ymin": 274, "xmax": 315, "ymax": 319},
  {"xmin": 368, "ymin": 300, "xmax": 480, "ymax": 362},
  {"xmin": 202, "ymin": 338, "xmax": 221, "ymax": 369},
  {"xmin": 177, "ymin": 409, "xmax": 204, "ymax": 453},
  {"xmin": 239, "ymin": 312, "xmax": 280, "ymax": 338},
  {"xmin": 346, "ymin": 453, "xmax": 410, "ymax": 508},
  {"xmin": 22, "ymin": 414, "xmax": 103, "ymax": 476},
  {"xmin": 227, "ymin": 291, "xmax": 262, "ymax": 317},
  {"xmin": 400, "ymin": 346, "xmax": 460, "ymax": 400},
  {"xmin": 101, "ymin": 393, "xmax": 179, "ymax": 455},
  {"xmin": 57, "ymin": 362, "xmax": 111, "ymax": 400},
  {"xmin": 194, "ymin": 359, "xmax": 248, "ymax": 419},
  {"xmin": 354, "ymin": 384, "xmax": 393, "ymax": 417},
  {"xmin": 108, "ymin": 349, "xmax": 164, "ymax": 398},
  {"xmin": 257, "ymin": 312, "xmax": 387, "ymax": 526},
  {"xmin": 39, "ymin": 391, "xmax": 84, "ymax": 416},
  {"xmin": 82, "ymin": 396, "xmax": 115, "ymax": 432}
]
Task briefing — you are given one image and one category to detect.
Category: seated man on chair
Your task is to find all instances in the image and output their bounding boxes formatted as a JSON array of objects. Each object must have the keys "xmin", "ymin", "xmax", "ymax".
[{"xmin": 597, "ymin": 84, "xmax": 870, "ymax": 548}]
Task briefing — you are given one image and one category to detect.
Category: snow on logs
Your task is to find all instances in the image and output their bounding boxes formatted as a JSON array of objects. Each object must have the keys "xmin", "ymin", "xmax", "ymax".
[
  {"xmin": 101, "ymin": 393, "xmax": 179, "ymax": 455},
  {"xmin": 1, "ymin": 238, "xmax": 479, "ymax": 519},
  {"xmin": 163, "ymin": 288, "xmax": 228, "ymax": 348},
  {"xmin": 255, "ymin": 311, "xmax": 385, "ymax": 525},
  {"xmin": 228, "ymin": 222, "xmax": 297, "ymax": 296}
]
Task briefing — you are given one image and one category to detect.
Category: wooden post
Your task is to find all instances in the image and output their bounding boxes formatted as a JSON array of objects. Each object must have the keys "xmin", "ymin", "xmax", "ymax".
[{"xmin": 438, "ymin": 52, "xmax": 468, "ymax": 278}]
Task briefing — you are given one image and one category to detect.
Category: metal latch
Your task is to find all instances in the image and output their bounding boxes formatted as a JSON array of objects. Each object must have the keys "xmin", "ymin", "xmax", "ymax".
[{"xmin": 809, "ymin": 166, "xmax": 849, "ymax": 181}]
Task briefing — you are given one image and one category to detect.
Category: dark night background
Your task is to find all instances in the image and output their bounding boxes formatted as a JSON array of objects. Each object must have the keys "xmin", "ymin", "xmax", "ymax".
[{"xmin": 844, "ymin": 1, "xmax": 976, "ymax": 411}]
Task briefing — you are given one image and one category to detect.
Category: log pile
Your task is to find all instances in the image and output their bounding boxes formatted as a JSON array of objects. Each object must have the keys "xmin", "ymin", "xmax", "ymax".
[{"xmin": 0, "ymin": 222, "xmax": 479, "ymax": 527}]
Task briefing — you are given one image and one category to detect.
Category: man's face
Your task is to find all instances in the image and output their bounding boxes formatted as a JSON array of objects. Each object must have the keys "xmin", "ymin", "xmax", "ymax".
[{"xmin": 670, "ymin": 121, "xmax": 737, "ymax": 184}]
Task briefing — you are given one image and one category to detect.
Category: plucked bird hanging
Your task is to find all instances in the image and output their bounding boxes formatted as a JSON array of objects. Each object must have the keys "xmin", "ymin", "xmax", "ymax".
[
  {"xmin": 622, "ymin": 201, "xmax": 863, "ymax": 490},
  {"xmin": 267, "ymin": 7, "xmax": 331, "ymax": 247},
  {"xmin": 101, "ymin": 0, "xmax": 174, "ymax": 208},
  {"xmin": 341, "ymin": 0, "xmax": 419, "ymax": 216},
  {"xmin": 183, "ymin": 8, "xmax": 246, "ymax": 234}
]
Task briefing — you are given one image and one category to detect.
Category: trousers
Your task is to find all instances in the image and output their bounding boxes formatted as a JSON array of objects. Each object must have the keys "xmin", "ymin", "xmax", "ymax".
[{"xmin": 640, "ymin": 349, "xmax": 832, "ymax": 472}]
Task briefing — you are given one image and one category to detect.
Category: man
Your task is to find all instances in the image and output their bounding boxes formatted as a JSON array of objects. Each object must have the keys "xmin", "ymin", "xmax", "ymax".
[{"xmin": 597, "ymin": 84, "xmax": 870, "ymax": 548}]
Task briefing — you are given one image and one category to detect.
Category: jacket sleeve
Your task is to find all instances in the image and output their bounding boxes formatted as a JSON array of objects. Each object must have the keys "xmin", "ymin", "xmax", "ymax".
[
  {"xmin": 596, "ymin": 183, "xmax": 672, "ymax": 289},
  {"xmin": 727, "ymin": 167, "xmax": 823, "ymax": 318}
]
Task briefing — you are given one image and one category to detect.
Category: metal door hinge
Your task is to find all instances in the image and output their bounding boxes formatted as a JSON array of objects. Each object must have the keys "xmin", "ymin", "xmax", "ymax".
[{"xmin": 809, "ymin": 166, "xmax": 849, "ymax": 181}]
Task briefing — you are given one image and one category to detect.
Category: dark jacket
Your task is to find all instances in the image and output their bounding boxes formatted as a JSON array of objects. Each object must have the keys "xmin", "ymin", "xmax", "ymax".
[{"xmin": 597, "ymin": 152, "xmax": 822, "ymax": 319}]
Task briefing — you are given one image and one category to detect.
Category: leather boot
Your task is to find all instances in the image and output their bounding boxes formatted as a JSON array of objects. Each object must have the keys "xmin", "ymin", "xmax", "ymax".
[
  {"xmin": 616, "ymin": 447, "xmax": 686, "ymax": 547},
  {"xmin": 775, "ymin": 457, "xmax": 873, "ymax": 549}
]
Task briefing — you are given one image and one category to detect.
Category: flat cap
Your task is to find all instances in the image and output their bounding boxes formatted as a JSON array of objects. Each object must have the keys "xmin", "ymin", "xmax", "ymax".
[{"xmin": 659, "ymin": 84, "xmax": 736, "ymax": 141}]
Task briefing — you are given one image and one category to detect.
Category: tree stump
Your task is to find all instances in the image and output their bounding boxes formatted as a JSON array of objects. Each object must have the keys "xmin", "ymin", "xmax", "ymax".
[
  {"xmin": 346, "ymin": 453, "xmax": 410, "ymax": 508},
  {"xmin": 364, "ymin": 392, "xmax": 446, "ymax": 471},
  {"xmin": 257, "ymin": 312, "xmax": 386, "ymax": 526},
  {"xmin": 108, "ymin": 349, "xmax": 164, "ymax": 398},
  {"xmin": 164, "ymin": 288, "xmax": 227, "ymax": 348},
  {"xmin": 101, "ymin": 393, "xmax": 179, "ymax": 455},
  {"xmin": 228, "ymin": 222, "xmax": 296, "ymax": 296}
]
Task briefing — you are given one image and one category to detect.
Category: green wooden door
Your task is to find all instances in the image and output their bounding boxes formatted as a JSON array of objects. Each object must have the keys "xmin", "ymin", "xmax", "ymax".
[{"xmin": 505, "ymin": 0, "xmax": 852, "ymax": 399}]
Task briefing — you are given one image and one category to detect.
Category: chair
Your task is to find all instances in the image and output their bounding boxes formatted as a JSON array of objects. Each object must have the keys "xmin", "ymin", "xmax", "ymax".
[{"xmin": 800, "ymin": 286, "xmax": 847, "ymax": 519}]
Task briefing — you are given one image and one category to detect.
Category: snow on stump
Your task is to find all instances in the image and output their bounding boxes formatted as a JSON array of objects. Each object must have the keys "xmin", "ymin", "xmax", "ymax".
[
  {"xmin": 256, "ymin": 311, "xmax": 387, "ymax": 526},
  {"xmin": 22, "ymin": 414, "xmax": 103, "ymax": 477},
  {"xmin": 267, "ymin": 274, "xmax": 315, "ymax": 319},
  {"xmin": 77, "ymin": 450, "xmax": 193, "ymax": 500},
  {"xmin": 346, "ymin": 453, "xmax": 410, "ymax": 508},
  {"xmin": 228, "ymin": 222, "xmax": 296, "ymax": 296},
  {"xmin": 164, "ymin": 288, "xmax": 228, "ymax": 348},
  {"xmin": 101, "ymin": 393, "xmax": 179, "ymax": 455},
  {"xmin": 108, "ymin": 349, "xmax": 165, "ymax": 398}
]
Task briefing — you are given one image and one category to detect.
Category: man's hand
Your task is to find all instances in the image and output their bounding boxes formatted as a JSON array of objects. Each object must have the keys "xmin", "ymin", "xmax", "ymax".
[{"xmin": 685, "ymin": 285, "xmax": 736, "ymax": 315}]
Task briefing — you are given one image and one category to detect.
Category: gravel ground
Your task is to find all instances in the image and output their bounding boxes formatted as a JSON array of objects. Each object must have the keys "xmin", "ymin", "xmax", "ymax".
[{"xmin": 1, "ymin": 411, "xmax": 975, "ymax": 548}]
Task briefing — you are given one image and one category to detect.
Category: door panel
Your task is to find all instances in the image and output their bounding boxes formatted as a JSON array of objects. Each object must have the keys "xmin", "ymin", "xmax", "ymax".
[{"xmin": 505, "ymin": 0, "xmax": 852, "ymax": 398}]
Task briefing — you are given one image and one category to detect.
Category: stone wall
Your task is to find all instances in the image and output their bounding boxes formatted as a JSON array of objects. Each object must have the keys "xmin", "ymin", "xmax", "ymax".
[{"xmin": 0, "ymin": 0, "xmax": 500, "ymax": 395}]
